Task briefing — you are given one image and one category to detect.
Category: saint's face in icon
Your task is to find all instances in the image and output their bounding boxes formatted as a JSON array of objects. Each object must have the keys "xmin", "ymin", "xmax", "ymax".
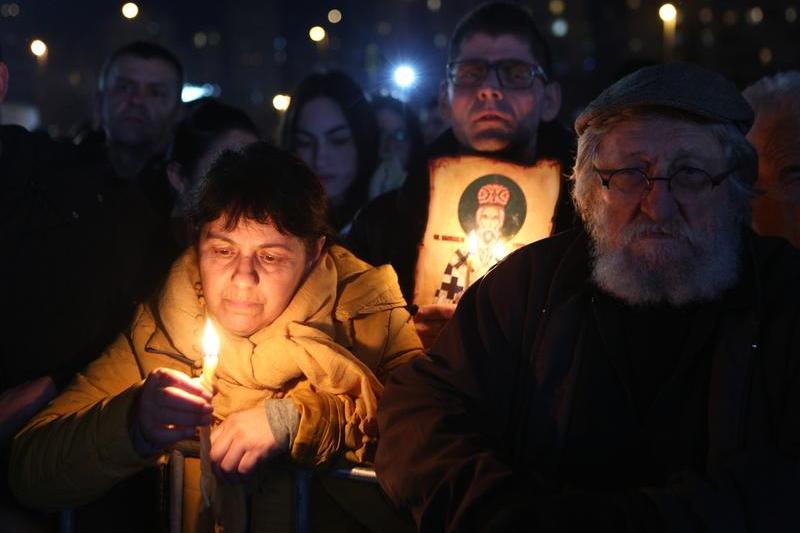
[{"xmin": 475, "ymin": 204, "xmax": 505, "ymax": 245}]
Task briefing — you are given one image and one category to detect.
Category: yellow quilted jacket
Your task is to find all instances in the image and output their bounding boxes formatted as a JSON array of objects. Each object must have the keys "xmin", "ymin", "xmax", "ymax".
[{"xmin": 10, "ymin": 245, "xmax": 422, "ymax": 532}]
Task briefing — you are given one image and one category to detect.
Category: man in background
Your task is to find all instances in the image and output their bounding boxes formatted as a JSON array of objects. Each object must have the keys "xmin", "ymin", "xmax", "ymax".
[
  {"xmin": 348, "ymin": 1, "xmax": 575, "ymax": 347},
  {"xmin": 743, "ymin": 71, "xmax": 800, "ymax": 248},
  {"xmin": 1, "ymin": 43, "xmax": 165, "ymax": 532},
  {"xmin": 90, "ymin": 41, "xmax": 184, "ymax": 220}
]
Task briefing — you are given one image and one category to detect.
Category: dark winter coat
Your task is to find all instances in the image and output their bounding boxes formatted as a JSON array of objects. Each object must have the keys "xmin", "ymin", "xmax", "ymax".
[
  {"xmin": 0, "ymin": 125, "xmax": 166, "ymax": 390},
  {"xmin": 376, "ymin": 228, "xmax": 800, "ymax": 532}
]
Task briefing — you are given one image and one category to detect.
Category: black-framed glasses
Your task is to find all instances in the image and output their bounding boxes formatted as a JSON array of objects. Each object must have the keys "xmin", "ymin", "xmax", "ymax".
[
  {"xmin": 594, "ymin": 166, "xmax": 737, "ymax": 203},
  {"xmin": 446, "ymin": 59, "xmax": 549, "ymax": 89}
]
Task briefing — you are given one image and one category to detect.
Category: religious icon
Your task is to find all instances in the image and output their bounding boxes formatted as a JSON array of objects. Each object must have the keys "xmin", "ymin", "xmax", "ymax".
[
  {"xmin": 414, "ymin": 155, "xmax": 562, "ymax": 306},
  {"xmin": 433, "ymin": 177, "xmax": 526, "ymax": 304}
]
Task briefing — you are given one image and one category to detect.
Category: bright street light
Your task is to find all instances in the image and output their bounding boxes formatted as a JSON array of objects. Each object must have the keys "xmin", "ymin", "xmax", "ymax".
[{"xmin": 393, "ymin": 65, "xmax": 416, "ymax": 89}]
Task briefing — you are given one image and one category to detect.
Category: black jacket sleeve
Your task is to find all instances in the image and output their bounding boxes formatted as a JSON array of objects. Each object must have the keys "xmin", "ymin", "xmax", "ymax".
[{"xmin": 375, "ymin": 250, "xmax": 544, "ymax": 531}]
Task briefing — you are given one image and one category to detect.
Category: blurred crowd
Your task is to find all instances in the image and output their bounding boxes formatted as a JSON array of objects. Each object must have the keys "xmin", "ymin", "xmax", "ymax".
[{"xmin": 1, "ymin": 1, "xmax": 800, "ymax": 532}]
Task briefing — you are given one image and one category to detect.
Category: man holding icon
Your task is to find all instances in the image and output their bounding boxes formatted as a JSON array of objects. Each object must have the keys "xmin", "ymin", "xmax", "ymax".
[{"xmin": 348, "ymin": 2, "xmax": 575, "ymax": 348}]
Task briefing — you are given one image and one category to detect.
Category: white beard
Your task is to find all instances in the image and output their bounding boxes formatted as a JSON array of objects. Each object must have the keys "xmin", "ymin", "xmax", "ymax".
[{"xmin": 586, "ymin": 201, "xmax": 743, "ymax": 307}]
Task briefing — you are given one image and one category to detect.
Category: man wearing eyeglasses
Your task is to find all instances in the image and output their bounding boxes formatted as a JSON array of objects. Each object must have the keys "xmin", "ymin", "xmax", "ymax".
[
  {"xmin": 375, "ymin": 62, "xmax": 800, "ymax": 531},
  {"xmin": 348, "ymin": 1, "xmax": 575, "ymax": 348}
]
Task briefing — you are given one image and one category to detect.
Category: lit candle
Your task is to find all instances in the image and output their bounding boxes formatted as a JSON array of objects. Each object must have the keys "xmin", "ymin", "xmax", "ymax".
[
  {"xmin": 465, "ymin": 230, "xmax": 478, "ymax": 289},
  {"xmin": 200, "ymin": 318, "xmax": 219, "ymax": 392},
  {"xmin": 199, "ymin": 318, "xmax": 219, "ymax": 507},
  {"xmin": 492, "ymin": 240, "xmax": 508, "ymax": 263}
]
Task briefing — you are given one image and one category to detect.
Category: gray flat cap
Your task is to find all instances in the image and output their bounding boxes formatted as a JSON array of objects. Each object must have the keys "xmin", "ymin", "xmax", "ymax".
[{"xmin": 575, "ymin": 63, "xmax": 754, "ymax": 135}]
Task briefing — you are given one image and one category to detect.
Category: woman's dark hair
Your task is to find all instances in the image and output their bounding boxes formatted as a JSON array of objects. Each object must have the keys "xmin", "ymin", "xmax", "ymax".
[
  {"xmin": 280, "ymin": 70, "xmax": 379, "ymax": 228},
  {"xmin": 371, "ymin": 95, "xmax": 426, "ymax": 172},
  {"xmin": 192, "ymin": 142, "xmax": 330, "ymax": 253},
  {"xmin": 169, "ymin": 98, "xmax": 259, "ymax": 183}
]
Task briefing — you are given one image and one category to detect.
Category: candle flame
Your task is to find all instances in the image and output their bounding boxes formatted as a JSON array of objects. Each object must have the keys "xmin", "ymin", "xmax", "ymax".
[
  {"xmin": 492, "ymin": 240, "xmax": 509, "ymax": 261},
  {"xmin": 202, "ymin": 318, "xmax": 220, "ymax": 358}
]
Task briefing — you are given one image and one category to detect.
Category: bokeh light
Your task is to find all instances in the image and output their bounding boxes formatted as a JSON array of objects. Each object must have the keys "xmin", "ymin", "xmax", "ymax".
[
  {"xmin": 30, "ymin": 39, "xmax": 47, "ymax": 57},
  {"xmin": 309, "ymin": 26, "xmax": 326, "ymax": 42},
  {"xmin": 659, "ymin": 3, "xmax": 677, "ymax": 23},
  {"xmin": 549, "ymin": 0, "xmax": 565, "ymax": 16},
  {"xmin": 551, "ymin": 18, "xmax": 569, "ymax": 37},
  {"xmin": 272, "ymin": 94, "xmax": 291, "ymax": 111},
  {"xmin": 747, "ymin": 7, "xmax": 764, "ymax": 25},
  {"xmin": 328, "ymin": 9, "xmax": 342, "ymax": 24},
  {"xmin": 427, "ymin": 0, "xmax": 441, "ymax": 12},
  {"xmin": 121, "ymin": 2, "xmax": 139, "ymax": 19},
  {"xmin": 393, "ymin": 65, "xmax": 417, "ymax": 88}
]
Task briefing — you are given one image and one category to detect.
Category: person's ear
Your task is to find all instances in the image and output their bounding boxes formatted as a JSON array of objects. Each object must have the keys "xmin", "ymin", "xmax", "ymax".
[
  {"xmin": 166, "ymin": 161, "xmax": 188, "ymax": 196},
  {"xmin": 438, "ymin": 80, "xmax": 452, "ymax": 121},
  {"xmin": 0, "ymin": 62, "xmax": 9, "ymax": 104},
  {"xmin": 540, "ymin": 80, "xmax": 562, "ymax": 122},
  {"xmin": 307, "ymin": 235, "xmax": 326, "ymax": 269}
]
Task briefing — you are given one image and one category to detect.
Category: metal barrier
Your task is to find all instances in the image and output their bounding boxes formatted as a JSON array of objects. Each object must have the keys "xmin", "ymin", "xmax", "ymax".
[{"xmin": 59, "ymin": 444, "xmax": 378, "ymax": 533}]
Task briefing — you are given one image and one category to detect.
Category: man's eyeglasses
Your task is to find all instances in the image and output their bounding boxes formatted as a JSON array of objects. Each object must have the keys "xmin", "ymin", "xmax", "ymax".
[
  {"xmin": 446, "ymin": 59, "xmax": 549, "ymax": 90},
  {"xmin": 594, "ymin": 166, "xmax": 737, "ymax": 203}
]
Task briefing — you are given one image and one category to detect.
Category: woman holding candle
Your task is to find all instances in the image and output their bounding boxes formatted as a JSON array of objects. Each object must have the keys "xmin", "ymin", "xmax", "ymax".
[{"xmin": 10, "ymin": 143, "xmax": 423, "ymax": 532}]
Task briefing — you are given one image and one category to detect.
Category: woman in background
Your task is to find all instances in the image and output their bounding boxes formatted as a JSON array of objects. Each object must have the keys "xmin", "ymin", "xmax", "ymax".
[
  {"xmin": 369, "ymin": 95, "xmax": 425, "ymax": 199},
  {"xmin": 281, "ymin": 71, "xmax": 379, "ymax": 232}
]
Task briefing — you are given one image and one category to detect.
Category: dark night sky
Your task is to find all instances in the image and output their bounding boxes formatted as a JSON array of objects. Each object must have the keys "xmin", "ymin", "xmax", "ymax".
[{"xmin": 1, "ymin": 0, "xmax": 798, "ymax": 137}]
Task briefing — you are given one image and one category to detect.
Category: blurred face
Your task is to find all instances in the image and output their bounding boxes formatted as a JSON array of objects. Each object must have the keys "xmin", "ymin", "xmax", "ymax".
[
  {"xmin": 376, "ymin": 107, "xmax": 411, "ymax": 168},
  {"xmin": 101, "ymin": 55, "xmax": 181, "ymax": 150},
  {"xmin": 421, "ymin": 103, "xmax": 449, "ymax": 145},
  {"xmin": 293, "ymin": 96, "xmax": 358, "ymax": 205},
  {"xmin": 444, "ymin": 33, "xmax": 560, "ymax": 156},
  {"xmin": 748, "ymin": 112, "xmax": 800, "ymax": 247},
  {"xmin": 198, "ymin": 216, "xmax": 321, "ymax": 337},
  {"xmin": 582, "ymin": 116, "xmax": 742, "ymax": 306}
]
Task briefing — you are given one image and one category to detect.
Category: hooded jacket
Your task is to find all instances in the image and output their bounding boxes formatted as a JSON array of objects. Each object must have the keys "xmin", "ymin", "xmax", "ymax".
[{"xmin": 11, "ymin": 244, "xmax": 422, "ymax": 531}]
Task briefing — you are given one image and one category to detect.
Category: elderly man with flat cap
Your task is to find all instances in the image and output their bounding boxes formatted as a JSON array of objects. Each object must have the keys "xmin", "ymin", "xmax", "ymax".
[{"xmin": 375, "ymin": 63, "xmax": 800, "ymax": 532}]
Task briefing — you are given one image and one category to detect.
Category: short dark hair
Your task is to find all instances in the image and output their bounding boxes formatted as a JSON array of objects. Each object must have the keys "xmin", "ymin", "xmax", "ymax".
[
  {"xmin": 99, "ymin": 41, "xmax": 184, "ymax": 97},
  {"xmin": 169, "ymin": 98, "xmax": 259, "ymax": 184},
  {"xmin": 448, "ymin": 1, "xmax": 552, "ymax": 77},
  {"xmin": 192, "ymin": 142, "xmax": 330, "ymax": 253},
  {"xmin": 280, "ymin": 70, "xmax": 379, "ymax": 226}
]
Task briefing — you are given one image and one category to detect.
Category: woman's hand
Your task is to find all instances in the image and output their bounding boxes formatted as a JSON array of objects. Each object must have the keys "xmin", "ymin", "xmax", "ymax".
[
  {"xmin": 210, "ymin": 405, "xmax": 281, "ymax": 484},
  {"xmin": 132, "ymin": 368, "xmax": 213, "ymax": 455}
]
